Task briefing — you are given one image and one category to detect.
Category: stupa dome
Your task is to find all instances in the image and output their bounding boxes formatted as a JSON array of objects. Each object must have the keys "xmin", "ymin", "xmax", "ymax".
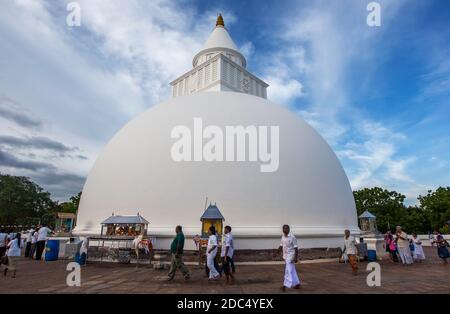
[
  {"xmin": 74, "ymin": 14, "xmax": 359, "ymax": 249},
  {"xmin": 75, "ymin": 92, "xmax": 358, "ymax": 249}
]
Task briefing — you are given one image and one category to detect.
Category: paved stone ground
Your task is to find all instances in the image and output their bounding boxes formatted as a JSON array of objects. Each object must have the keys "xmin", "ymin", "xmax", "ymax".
[{"xmin": 0, "ymin": 247, "xmax": 449, "ymax": 294}]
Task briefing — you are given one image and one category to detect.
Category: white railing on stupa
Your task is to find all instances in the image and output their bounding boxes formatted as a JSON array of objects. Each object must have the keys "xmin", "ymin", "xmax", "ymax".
[{"xmin": 170, "ymin": 53, "xmax": 268, "ymax": 99}]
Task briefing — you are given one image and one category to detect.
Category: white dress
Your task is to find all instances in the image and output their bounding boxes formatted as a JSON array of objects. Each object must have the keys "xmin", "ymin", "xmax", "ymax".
[
  {"xmin": 413, "ymin": 238, "xmax": 425, "ymax": 260},
  {"xmin": 396, "ymin": 232, "xmax": 413, "ymax": 265}
]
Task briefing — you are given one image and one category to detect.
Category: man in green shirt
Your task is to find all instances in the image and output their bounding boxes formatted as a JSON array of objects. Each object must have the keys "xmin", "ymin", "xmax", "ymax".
[{"xmin": 167, "ymin": 225, "xmax": 190, "ymax": 280}]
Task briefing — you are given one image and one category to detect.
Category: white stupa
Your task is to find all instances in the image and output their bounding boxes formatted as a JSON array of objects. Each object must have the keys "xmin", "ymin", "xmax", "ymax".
[{"xmin": 74, "ymin": 15, "xmax": 359, "ymax": 249}]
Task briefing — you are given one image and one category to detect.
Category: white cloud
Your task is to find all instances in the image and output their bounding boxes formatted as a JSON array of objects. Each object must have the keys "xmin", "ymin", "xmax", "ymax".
[
  {"xmin": 0, "ymin": 0, "xmax": 221, "ymax": 199},
  {"xmin": 239, "ymin": 41, "xmax": 255, "ymax": 60},
  {"xmin": 0, "ymin": 0, "xmax": 245, "ymax": 200},
  {"xmin": 266, "ymin": 77, "xmax": 304, "ymax": 105},
  {"xmin": 338, "ymin": 120, "xmax": 409, "ymax": 189},
  {"xmin": 0, "ymin": 0, "xmax": 445, "ymax": 204},
  {"xmin": 264, "ymin": 0, "xmax": 432, "ymax": 202}
]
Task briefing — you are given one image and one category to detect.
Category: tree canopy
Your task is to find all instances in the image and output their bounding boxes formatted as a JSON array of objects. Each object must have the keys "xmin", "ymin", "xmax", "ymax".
[
  {"xmin": 418, "ymin": 187, "xmax": 450, "ymax": 232},
  {"xmin": 0, "ymin": 173, "xmax": 80, "ymax": 228},
  {"xmin": 353, "ymin": 187, "xmax": 450, "ymax": 234}
]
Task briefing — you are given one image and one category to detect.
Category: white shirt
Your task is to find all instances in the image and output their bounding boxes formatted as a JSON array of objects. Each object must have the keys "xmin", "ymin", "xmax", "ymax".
[
  {"xmin": 37, "ymin": 227, "xmax": 52, "ymax": 241},
  {"xmin": 396, "ymin": 231, "xmax": 409, "ymax": 248},
  {"xmin": 221, "ymin": 233, "xmax": 234, "ymax": 258},
  {"xmin": 280, "ymin": 233, "xmax": 298, "ymax": 262},
  {"xmin": 344, "ymin": 235, "xmax": 357, "ymax": 255},
  {"xmin": 32, "ymin": 232, "xmax": 38, "ymax": 244},
  {"xmin": 207, "ymin": 234, "xmax": 218, "ymax": 256},
  {"xmin": 26, "ymin": 229, "xmax": 35, "ymax": 243},
  {"xmin": 0, "ymin": 233, "xmax": 7, "ymax": 248},
  {"xmin": 7, "ymin": 238, "xmax": 21, "ymax": 257}
]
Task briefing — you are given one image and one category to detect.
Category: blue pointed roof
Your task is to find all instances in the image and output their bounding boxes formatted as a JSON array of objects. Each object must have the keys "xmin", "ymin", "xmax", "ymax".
[
  {"xmin": 200, "ymin": 203, "xmax": 224, "ymax": 220},
  {"xmin": 359, "ymin": 210, "xmax": 376, "ymax": 219}
]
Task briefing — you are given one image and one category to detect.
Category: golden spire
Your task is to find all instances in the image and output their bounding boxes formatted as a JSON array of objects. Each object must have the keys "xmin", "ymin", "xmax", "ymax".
[{"xmin": 216, "ymin": 13, "xmax": 225, "ymax": 27}]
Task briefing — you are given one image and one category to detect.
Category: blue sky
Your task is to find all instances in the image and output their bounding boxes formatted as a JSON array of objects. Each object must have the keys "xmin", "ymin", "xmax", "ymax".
[{"xmin": 0, "ymin": 0, "xmax": 449, "ymax": 202}]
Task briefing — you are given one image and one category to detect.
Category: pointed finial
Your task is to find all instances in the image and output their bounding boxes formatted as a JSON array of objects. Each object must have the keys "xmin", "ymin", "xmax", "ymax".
[{"xmin": 216, "ymin": 13, "xmax": 225, "ymax": 27}]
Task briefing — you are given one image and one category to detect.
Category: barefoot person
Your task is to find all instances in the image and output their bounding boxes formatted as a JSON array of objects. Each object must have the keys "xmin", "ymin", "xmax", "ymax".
[
  {"xmin": 221, "ymin": 225, "xmax": 234, "ymax": 284},
  {"xmin": 412, "ymin": 233, "xmax": 425, "ymax": 262},
  {"xmin": 24, "ymin": 227, "xmax": 35, "ymax": 258},
  {"xmin": 29, "ymin": 228, "xmax": 38, "ymax": 259},
  {"xmin": 206, "ymin": 226, "xmax": 220, "ymax": 280},
  {"xmin": 167, "ymin": 225, "xmax": 190, "ymax": 281},
  {"xmin": 277, "ymin": 225, "xmax": 300, "ymax": 291},
  {"xmin": 35, "ymin": 224, "xmax": 53, "ymax": 261},
  {"xmin": 433, "ymin": 231, "xmax": 450, "ymax": 264},
  {"xmin": 3, "ymin": 232, "xmax": 21, "ymax": 278},
  {"xmin": 343, "ymin": 229, "xmax": 358, "ymax": 275},
  {"xmin": 385, "ymin": 231, "xmax": 399, "ymax": 263},
  {"xmin": 395, "ymin": 226, "xmax": 413, "ymax": 265}
]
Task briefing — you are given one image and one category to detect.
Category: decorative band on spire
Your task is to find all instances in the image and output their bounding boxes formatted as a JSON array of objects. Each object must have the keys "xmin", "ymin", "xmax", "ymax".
[{"xmin": 216, "ymin": 13, "xmax": 225, "ymax": 27}]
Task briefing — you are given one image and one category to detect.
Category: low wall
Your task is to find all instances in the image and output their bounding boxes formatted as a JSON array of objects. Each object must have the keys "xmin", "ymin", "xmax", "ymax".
[
  {"xmin": 85, "ymin": 246, "xmax": 342, "ymax": 263},
  {"xmin": 41, "ymin": 234, "xmax": 449, "ymax": 262}
]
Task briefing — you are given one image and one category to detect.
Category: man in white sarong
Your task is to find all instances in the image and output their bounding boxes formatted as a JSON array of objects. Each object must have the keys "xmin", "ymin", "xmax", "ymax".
[
  {"xmin": 395, "ymin": 226, "xmax": 413, "ymax": 265},
  {"xmin": 277, "ymin": 225, "xmax": 300, "ymax": 291},
  {"xmin": 206, "ymin": 226, "xmax": 220, "ymax": 280}
]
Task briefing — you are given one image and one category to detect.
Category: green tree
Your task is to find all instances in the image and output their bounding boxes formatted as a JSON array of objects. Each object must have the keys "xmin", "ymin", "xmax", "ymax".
[
  {"xmin": 0, "ymin": 173, "xmax": 56, "ymax": 226},
  {"xmin": 59, "ymin": 191, "xmax": 82, "ymax": 214},
  {"xmin": 418, "ymin": 187, "xmax": 450, "ymax": 231},
  {"xmin": 400, "ymin": 206, "xmax": 429, "ymax": 234},
  {"xmin": 353, "ymin": 187, "xmax": 406, "ymax": 232}
]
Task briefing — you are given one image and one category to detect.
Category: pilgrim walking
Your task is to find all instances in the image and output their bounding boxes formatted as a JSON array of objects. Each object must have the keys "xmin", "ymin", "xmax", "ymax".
[
  {"xmin": 433, "ymin": 231, "xmax": 450, "ymax": 264},
  {"xmin": 411, "ymin": 233, "xmax": 425, "ymax": 262},
  {"xmin": 24, "ymin": 227, "xmax": 35, "ymax": 258},
  {"xmin": 277, "ymin": 225, "xmax": 300, "ymax": 291},
  {"xmin": 343, "ymin": 229, "xmax": 358, "ymax": 275},
  {"xmin": 385, "ymin": 231, "xmax": 399, "ymax": 262},
  {"xmin": 167, "ymin": 225, "xmax": 190, "ymax": 280},
  {"xmin": 206, "ymin": 226, "xmax": 220, "ymax": 280},
  {"xmin": 3, "ymin": 232, "xmax": 22, "ymax": 278},
  {"xmin": 395, "ymin": 226, "xmax": 413, "ymax": 265},
  {"xmin": 221, "ymin": 225, "xmax": 235, "ymax": 284},
  {"xmin": 35, "ymin": 224, "xmax": 53, "ymax": 261},
  {"xmin": 29, "ymin": 228, "xmax": 38, "ymax": 259}
]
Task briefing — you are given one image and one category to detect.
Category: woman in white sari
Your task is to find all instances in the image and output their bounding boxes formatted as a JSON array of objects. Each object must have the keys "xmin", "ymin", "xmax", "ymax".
[{"xmin": 412, "ymin": 233, "xmax": 425, "ymax": 261}]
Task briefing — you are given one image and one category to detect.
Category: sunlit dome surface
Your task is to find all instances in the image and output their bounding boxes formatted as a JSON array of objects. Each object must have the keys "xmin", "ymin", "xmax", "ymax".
[
  {"xmin": 75, "ymin": 92, "xmax": 359, "ymax": 248},
  {"xmin": 74, "ymin": 15, "xmax": 359, "ymax": 249}
]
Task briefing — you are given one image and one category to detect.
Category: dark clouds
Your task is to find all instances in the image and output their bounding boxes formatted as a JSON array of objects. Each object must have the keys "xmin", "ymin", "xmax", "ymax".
[
  {"xmin": 0, "ymin": 149, "xmax": 55, "ymax": 171},
  {"xmin": 0, "ymin": 94, "xmax": 88, "ymax": 200},
  {"xmin": 0, "ymin": 148, "xmax": 86, "ymax": 200},
  {"xmin": 0, "ymin": 95, "xmax": 42, "ymax": 128},
  {"xmin": 33, "ymin": 172, "xmax": 86, "ymax": 200},
  {"xmin": 0, "ymin": 135, "xmax": 82, "ymax": 157}
]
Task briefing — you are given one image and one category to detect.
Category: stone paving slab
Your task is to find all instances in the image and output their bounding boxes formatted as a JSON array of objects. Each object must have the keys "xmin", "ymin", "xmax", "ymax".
[{"xmin": 0, "ymin": 247, "xmax": 449, "ymax": 294}]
